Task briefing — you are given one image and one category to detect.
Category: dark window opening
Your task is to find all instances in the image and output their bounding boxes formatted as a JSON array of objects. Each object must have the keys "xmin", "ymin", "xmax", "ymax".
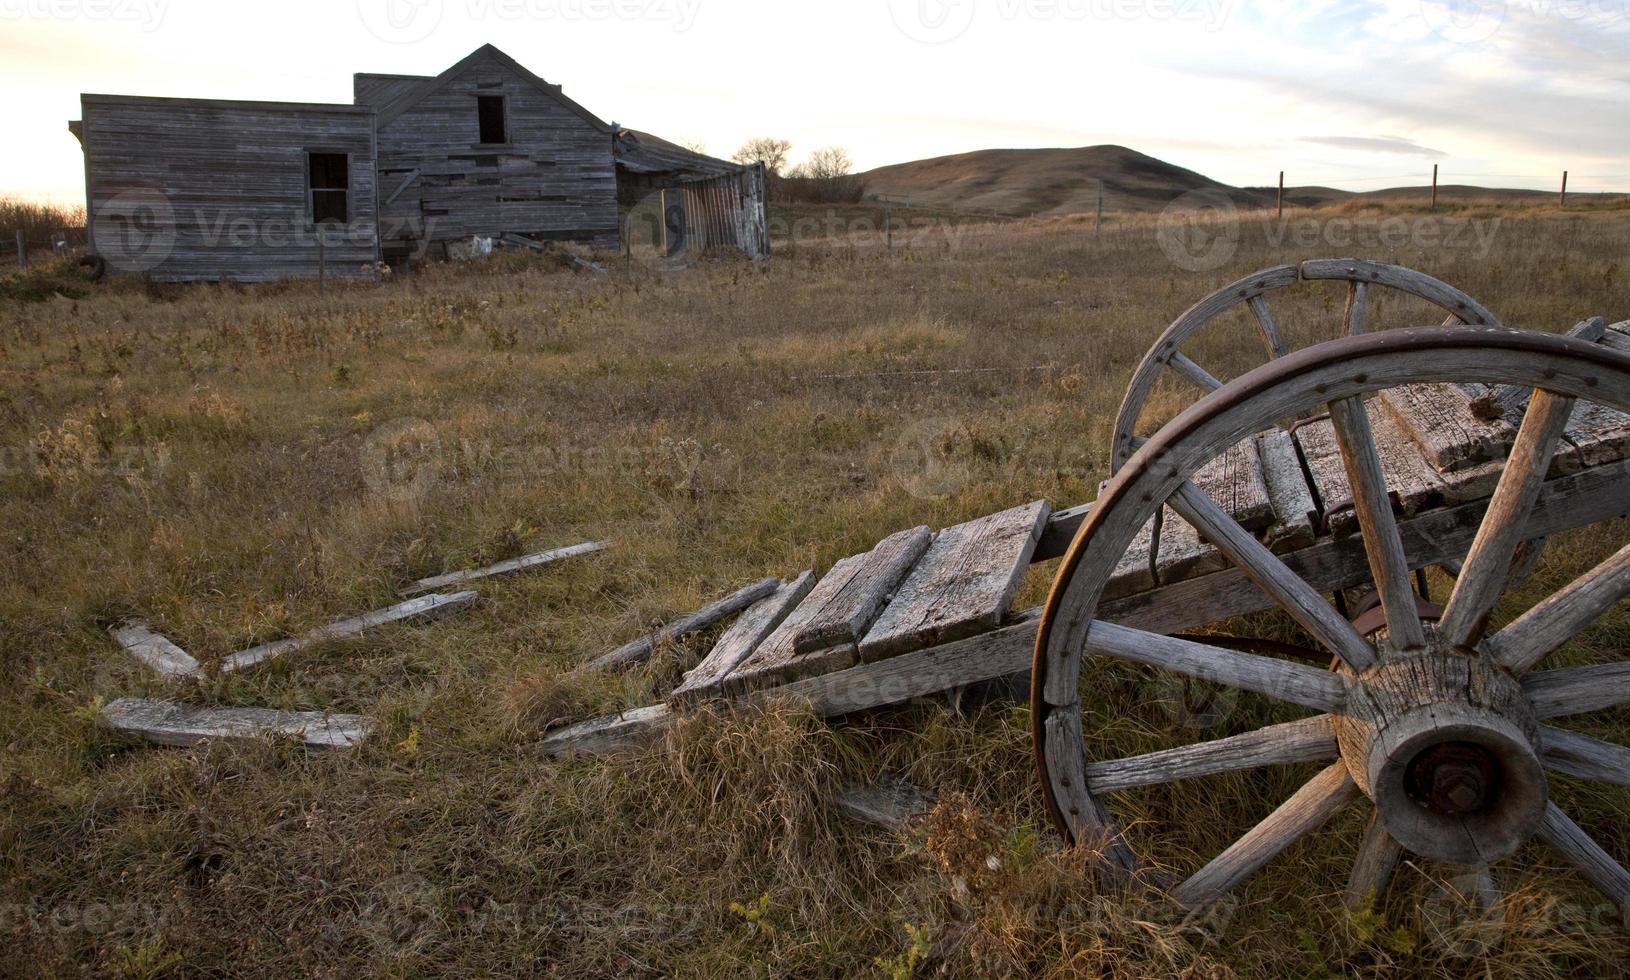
[
  {"xmin": 308, "ymin": 152, "xmax": 349, "ymax": 224},
  {"xmin": 477, "ymin": 95, "xmax": 507, "ymax": 144}
]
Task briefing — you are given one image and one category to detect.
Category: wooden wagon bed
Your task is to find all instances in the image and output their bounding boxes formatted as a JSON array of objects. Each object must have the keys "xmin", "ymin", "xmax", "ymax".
[{"xmin": 545, "ymin": 322, "xmax": 1630, "ymax": 757}]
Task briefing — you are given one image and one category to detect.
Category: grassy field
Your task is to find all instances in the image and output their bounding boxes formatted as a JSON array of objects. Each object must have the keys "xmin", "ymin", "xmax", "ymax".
[{"xmin": 3, "ymin": 201, "xmax": 1629, "ymax": 977}]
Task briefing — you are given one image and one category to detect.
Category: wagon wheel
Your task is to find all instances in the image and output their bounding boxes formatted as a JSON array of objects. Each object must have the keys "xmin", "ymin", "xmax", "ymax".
[
  {"xmin": 1111, "ymin": 259, "xmax": 1503, "ymax": 470},
  {"xmin": 1033, "ymin": 326, "xmax": 1630, "ymax": 916}
]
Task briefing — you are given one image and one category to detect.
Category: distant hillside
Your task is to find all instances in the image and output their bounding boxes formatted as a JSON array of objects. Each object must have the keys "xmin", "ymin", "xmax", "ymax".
[
  {"xmin": 863, "ymin": 146, "xmax": 1623, "ymax": 216},
  {"xmin": 860, "ymin": 145, "xmax": 1271, "ymax": 216}
]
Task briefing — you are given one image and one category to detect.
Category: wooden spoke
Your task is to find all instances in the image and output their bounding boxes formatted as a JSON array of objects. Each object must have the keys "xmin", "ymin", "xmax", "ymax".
[
  {"xmin": 1538, "ymin": 803, "xmax": 1630, "ymax": 912},
  {"xmin": 1541, "ymin": 726, "xmax": 1630, "ymax": 788},
  {"xmin": 1438, "ymin": 390, "xmax": 1578, "ymax": 647},
  {"xmin": 1484, "ymin": 542, "xmax": 1630, "ymax": 674},
  {"xmin": 1171, "ymin": 481, "xmax": 1376, "ymax": 671},
  {"xmin": 1346, "ymin": 810, "xmax": 1405, "ymax": 910},
  {"xmin": 1085, "ymin": 621, "xmax": 1348, "ymax": 713},
  {"xmin": 1327, "ymin": 396, "xmax": 1429, "ymax": 650},
  {"xmin": 1248, "ymin": 294, "xmax": 1288, "ymax": 358},
  {"xmin": 1522, "ymin": 662, "xmax": 1630, "ymax": 720},
  {"xmin": 1173, "ymin": 763, "xmax": 1360, "ymax": 910},
  {"xmin": 1168, "ymin": 352, "xmax": 1223, "ymax": 393},
  {"xmin": 1343, "ymin": 282, "xmax": 1368, "ymax": 335},
  {"xmin": 1086, "ymin": 715, "xmax": 1338, "ymax": 794}
]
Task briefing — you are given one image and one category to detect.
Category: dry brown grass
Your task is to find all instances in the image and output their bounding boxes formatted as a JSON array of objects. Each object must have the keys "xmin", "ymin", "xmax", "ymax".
[{"xmin": 1, "ymin": 205, "xmax": 1628, "ymax": 976}]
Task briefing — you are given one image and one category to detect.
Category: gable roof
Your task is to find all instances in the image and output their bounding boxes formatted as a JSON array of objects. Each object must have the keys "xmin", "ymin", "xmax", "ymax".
[{"xmin": 375, "ymin": 44, "xmax": 611, "ymax": 132}]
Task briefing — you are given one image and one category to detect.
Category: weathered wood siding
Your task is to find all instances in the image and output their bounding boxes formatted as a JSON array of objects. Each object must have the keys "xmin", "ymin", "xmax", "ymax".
[
  {"xmin": 375, "ymin": 52, "xmax": 618, "ymax": 251},
  {"xmin": 81, "ymin": 95, "xmax": 378, "ymax": 282},
  {"xmin": 354, "ymin": 73, "xmax": 431, "ymax": 107}
]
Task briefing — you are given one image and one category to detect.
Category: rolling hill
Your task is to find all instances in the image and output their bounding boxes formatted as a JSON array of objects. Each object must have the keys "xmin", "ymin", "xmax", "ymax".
[{"xmin": 860, "ymin": 145, "xmax": 1620, "ymax": 216}]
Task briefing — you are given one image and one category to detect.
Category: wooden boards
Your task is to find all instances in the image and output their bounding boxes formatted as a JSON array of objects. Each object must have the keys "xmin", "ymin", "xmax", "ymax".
[
  {"xmin": 402, "ymin": 540, "xmax": 608, "ymax": 596},
  {"xmin": 221, "ymin": 591, "xmax": 478, "ymax": 674},
  {"xmin": 111, "ymin": 621, "xmax": 200, "ymax": 678},
  {"xmin": 859, "ymin": 502, "xmax": 1049, "ymax": 661},
  {"xmin": 101, "ymin": 698, "xmax": 370, "ymax": 749},
  {"xmin": 1380, "ymin": 383, "xmax": 1515, "ymax": 472},
  {"xmin": 722, "ymin": 528, "xmax": 932, "ymax": 695},
  {"xmin": 580, "ymin": 576, "xmax": 780, "ymax": 673},
  {"xmin": 670, "ymin": 572, "xmax": 815, "ymax": 704}
]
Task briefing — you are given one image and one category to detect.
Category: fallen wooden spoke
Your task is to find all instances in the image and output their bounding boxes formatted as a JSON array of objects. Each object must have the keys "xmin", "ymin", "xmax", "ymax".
[
  {"xmin": 220, "ymin": 591, "xmax": 478, "ymax": 674},
  {"xmin": 580, "ymin": 577, "xmax": 780, "ymax": 673},
  {"xmin": 1484, "ymin": 542, "xmax": 1630, "ymax": 674},
  {"xmin": 1170, "ymin": 481, "xmax": 1374, "ymax": 671},
  {"xmin": 401, "ymin": 540, "xmax": 608, "ymax": 596},
  {"xmin": 1173, "ymin": 762, "xmax": 1359, "ymax": 911},
  {"xmin": 1522, "ymin": 662, "xmax": 1630, "ymax": 720},
  {"xmin": 110, "ymin": 621, "xmax": 200, "ymax": 678},
  {"xmin": 1084, "ymin": 621, "xmax": 1347, "ymax": 713},
  {"xmin": 1538, "ymin": 803, "xmax": 1630, "ymax": 911},
  {"xmin": 1541, "ymin": 726, "xmax": 1630, "ymax": 787},
  {"xmin": 1328, "ymin": 396, "xmax": 1428, "ymax": 650},
  {"xmin": 1346, "ymin": 811, "xmax": 1405, "ymax": 910},
  {"xmin": 101, "ymin": 698, "xmax": 370, "ymax": 749},
  {"xmin": 1085, "ymin": 716, "xmax": 1338, "ymax": 794},
  {"xmin": 1438, "ymin": 389, "xmax": 1577, "ymax": 647}
]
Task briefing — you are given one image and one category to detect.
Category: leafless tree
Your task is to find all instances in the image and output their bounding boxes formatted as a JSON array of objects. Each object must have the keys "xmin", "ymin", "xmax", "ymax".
[
  {"xmin": 731, "ymin": 138, "xmax": 792, "ymax": 176},
  {"xmin": 803, "ymin": 146, "xmax": 854, "ymax": 181}
]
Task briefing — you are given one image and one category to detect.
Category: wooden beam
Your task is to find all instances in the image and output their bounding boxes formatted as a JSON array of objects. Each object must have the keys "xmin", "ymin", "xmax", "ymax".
[
  {"xmin": 580, "ymin": 576, "xmax": 781, "ymax": 673},
  {"xmin": 110, "ymin": 621, "xmax": 200, "ymax": 678},
  {"xmin": 402, "ymin": 540, "xmax": 608, "ymax": 596},
  {"xmin": 101, "ymin": 698, "xmax": 369, "ymax": 749},
  {"xmin": 221, "ymin": 591, "xmax": 477, "ymax": 673},
  {"xmin": 671, "ymin": 572, "xmax": 815, "ymax": 705}
]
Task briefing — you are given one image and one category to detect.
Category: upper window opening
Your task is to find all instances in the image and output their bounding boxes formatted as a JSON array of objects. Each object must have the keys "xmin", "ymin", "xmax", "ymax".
[
  {"xmin": 478, "ymin": 95, "xmax": 507, "ymax": 144},
  {"xmin": 308, "ymin": 152, "xmax": 348, "ymax": 224}
]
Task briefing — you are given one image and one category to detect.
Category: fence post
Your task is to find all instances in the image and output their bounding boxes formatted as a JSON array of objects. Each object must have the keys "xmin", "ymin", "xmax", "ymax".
[
  {"xmin": 1560, "ymin": 171, "xmax": 1569, "ymax": 208},
  {"xmin": 1431, "ymin": 164, "xmax": 1438, "ymax": 211},
  {"xmin": 1276, "ymin": 171, "xmax": 1284, "ymax": 220},
  {"xmin": 15, "ymin": 230, "xmax": 25, "ymax": 271}
]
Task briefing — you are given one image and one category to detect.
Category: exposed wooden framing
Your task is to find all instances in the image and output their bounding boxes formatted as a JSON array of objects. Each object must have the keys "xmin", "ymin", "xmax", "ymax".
[
  {"xmin": 1172, "ymin": 763, "xmax": 1360, "ymax": 911},
  {"xmin": 111, "ymin": 621, "xmax": 200, "ymax": 678},
  {"xmin": 580, "ymin": 577, "xmax": 780, "ymax": 673},
  {"xmin": 101, "ymin": 698, "xmax": 370, "ymax": 749},
  {"xmin": 544, "ymin": 457, "xmax": 1630, "ymax": 758},
  {"xmin": 221, "ymin": 591, "xmax": 477, "ymax": 674},
  {"xmin": 402, "ymin": 540, "xmax": 608, "ymax": 596},
  {"xmin": 1538, "ymin": 803, "xmax": 1630, "ymax": 912},
  {"xmin": 1346, "ymin": 812, "xmax": 1405, "ymax": 909},
  {"xmin": 1541, "ymin": 726, "xmax": 1630, "ymax": 788},
  {"xmin": 1328, "ymin": 395, "xmax": 1429, "ymax": 650},
  {"xmin": 1083, "ymin": 621, "xmax": 1349, "ymax": 713},
  {"xmin": 1522, "ymin": 662, "xmax": 1630, "ymax": 719},
  {"xmin": 671, "ymin": 572, "xmax": 816, "ymax": 705},
  {"xmin": 1085, "ymin": 715, "xmax": 1338, "ymax": 794},
  {"xmin": 1483, "ymin": 542, "xmax": 1630, "ymax": 674}
]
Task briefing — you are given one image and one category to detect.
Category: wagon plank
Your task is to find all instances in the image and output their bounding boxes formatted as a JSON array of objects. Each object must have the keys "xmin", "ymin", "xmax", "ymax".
[
  {"xmin": 724, "ymin": 527, "xmax": 931, "ymax": 694},
  {"xmin": 1257, "ymin": 428, "xmax": 1318, "ymax": 552},
  {"xmin": 111, "ymin": 621, "xmax": 200, "ymax": 678},
  {"xmin": 670, "ymin": 572, "xmax": 815, "ymax": 705},
  {"xmin": 1294, "ymin": 402, "xmax": 1454, "ymax": 537},
  {"xmin": 1380, "ymin": 383, "xmax": 1515, "ymax": 472},
  {"xmin": 221, "ymin": 591, "xmax": 478, "ymax": 673},
  {"xmin": 859, "ymin": 502, "xmax": 1049, "ymax": 661},
  {"xmin": 581, "ymin": 576, "xmax": 780, "ymax": 672}
]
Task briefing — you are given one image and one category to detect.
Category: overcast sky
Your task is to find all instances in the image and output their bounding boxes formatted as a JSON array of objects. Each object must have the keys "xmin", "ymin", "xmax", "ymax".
[{"xmin": 4, "ymin": 0, "xmax": 1629, "ymax": 203}]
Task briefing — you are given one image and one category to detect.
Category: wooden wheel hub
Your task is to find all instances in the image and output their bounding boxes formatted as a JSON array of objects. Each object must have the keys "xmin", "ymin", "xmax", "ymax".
[{"xmin": 1337, "ymin": 650, "xmax": 1545, "ymax": 865}]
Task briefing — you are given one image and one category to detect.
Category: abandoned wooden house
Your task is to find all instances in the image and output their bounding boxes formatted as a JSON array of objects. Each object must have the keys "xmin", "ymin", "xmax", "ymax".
[{"xmin": 70, "ymin": 44, "xmax": 769, "ymax": 281}]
